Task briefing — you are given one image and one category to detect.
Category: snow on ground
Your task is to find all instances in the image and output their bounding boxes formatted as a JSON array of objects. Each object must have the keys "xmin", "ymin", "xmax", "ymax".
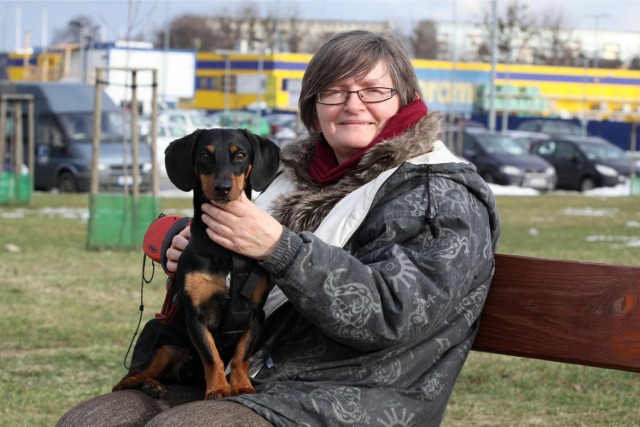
[{"xmin": 487, "ymin": 181, "xmax": 635, "ymax": 198}]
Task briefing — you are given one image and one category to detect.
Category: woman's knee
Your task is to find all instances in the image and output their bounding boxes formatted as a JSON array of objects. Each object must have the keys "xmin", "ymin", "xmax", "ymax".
[
  {"xmin": 56, "ymin": 390, "xmax": 168, "ymax": 427},
  {"xmin": 56, "ymin": 386, "xmax": 203, "ymax": 427},
  {"xmin": 145, "ymin": 400, "xmax": 272, "ymax": 427}
]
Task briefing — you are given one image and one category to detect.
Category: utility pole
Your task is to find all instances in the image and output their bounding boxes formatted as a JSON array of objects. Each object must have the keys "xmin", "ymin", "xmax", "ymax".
[
  {"xmin": 488, "ymin": 0, "xmax": 498, "ymax": 131},
  {"xmin": 585, "ymin": 13, "xmax": 610, "ymax": 69}
]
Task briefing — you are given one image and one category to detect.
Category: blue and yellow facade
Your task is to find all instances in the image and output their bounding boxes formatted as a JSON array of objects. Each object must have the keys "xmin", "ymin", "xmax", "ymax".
[
  {"xmin": 186, "ymin": 53, "xmax": 640, "ymax": 120},
  {"xmin": 3, "ymin": 49, "xmax": 640, "ymax": 120}
]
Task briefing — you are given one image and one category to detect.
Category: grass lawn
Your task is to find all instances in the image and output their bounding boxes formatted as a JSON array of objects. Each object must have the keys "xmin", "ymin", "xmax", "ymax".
[{"xmin": 0, "ymin": 192, "xmax": 638, "ymax": 426}]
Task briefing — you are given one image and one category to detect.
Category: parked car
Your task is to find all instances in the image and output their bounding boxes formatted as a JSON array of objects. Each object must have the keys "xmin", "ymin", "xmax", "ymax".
[
  {"xmin": 158, "ymin": 109, "xmax": 217, "ymax": 134},
  {"xmin": 504, "ymin": 130, "xmax": 550, "ymax": 151},
  {"xmin": 264, "ymin": 113, "xmax": 308, "ymax": 146},
  {"xmin": 530, "ymin": 135, "xmax": 636, "ymax": 192},
  {"xmin": 1, "ymin": 82, "xmax": 152, "ymax": 193},
  {"xmin": 517, "ymin": 119, "xmax": 587, "ymax": 136},
  {"xmin": 208, "ymin": 110, "xmax": 270, "ymax": 136},
  {"xmin": 143, "ymin": 122, "xmax": 188, "ymax": 177},
  {"xmin": 446, "ymin": 127, "xmax": 556, "ymax": 191}
]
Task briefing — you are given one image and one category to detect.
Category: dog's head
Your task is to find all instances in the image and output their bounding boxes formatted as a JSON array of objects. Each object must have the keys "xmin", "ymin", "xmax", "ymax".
[{"xmin": 164, "ymin": 128, "xmax": 280, "ymax": 203}]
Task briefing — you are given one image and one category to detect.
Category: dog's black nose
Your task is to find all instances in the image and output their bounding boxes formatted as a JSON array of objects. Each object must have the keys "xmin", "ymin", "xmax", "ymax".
[{"xmin": 215, "ymin": 185, "xmax": 232, "ymax": 196}]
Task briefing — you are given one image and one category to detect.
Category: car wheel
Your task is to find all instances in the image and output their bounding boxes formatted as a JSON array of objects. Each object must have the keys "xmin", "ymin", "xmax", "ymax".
[
  {"xmin": 579, "ymin": 176, "xmax": 596, "ymax": 192},
  {"xmin": 57, "ymin": 171, "xmax": 78, "ymax": 193},
  {"xmin": 481, "ymin": 171, "xmax": 495, "ymax": 184}
]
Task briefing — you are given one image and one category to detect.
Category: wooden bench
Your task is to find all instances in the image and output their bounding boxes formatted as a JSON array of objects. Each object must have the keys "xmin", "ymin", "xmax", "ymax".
[{"xmin": 473, "ymin": 254, "xmax": 640, "ymax": 373}]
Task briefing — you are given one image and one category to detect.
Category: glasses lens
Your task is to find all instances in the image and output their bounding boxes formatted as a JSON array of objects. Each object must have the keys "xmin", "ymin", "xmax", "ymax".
[
  {"xmin": 360, "ymin": 88, "xmax": 394, "ymax": 102},
  {"xmin": 317, "ymin": 91, "xmax": 346, "ymax": 104}
]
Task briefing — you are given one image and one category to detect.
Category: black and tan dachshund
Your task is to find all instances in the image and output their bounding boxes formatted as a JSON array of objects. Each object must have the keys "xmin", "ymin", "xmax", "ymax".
[{"xmin": 113, "ymin": 128, "xmax": 280, "ymax": 399}]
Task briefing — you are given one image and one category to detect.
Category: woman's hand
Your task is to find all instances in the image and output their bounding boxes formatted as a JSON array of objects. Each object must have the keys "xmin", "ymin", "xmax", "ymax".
[
  {"xmin": 201, "ymin": 192, "xmax": 283, "ymax": 261},
  {"xmin": 165, "ymin": 225, "xmax": 190, "ymax": 274}
]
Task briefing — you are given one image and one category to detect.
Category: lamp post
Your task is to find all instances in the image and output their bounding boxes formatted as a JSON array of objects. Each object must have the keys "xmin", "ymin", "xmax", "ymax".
[
  {"xmin": 488, "ymin": 0, "xmax": 498, "ymax": 132},
  {"xmin": 585, "ymin": 13, "xmax": 610, "ymax": 69},
  {"xmin": 251, "ymin": 37, "xmax": 265, "ymax": 119},
  {"xmin": 70, "ymin": 19, "xmax": 88, "ymax": 82}
]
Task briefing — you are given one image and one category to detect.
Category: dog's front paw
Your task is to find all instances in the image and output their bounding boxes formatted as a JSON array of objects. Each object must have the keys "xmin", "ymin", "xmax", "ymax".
[
  {"xmin": 205, "ymin": 385, "xmax": 231, "ymax": 400},
  {"xmin": 230, "ymin": 383, "xmax": 256, "ymax": 396},
  {"xmin": 230, "ymin": 376, "xmax": 256, "ymax": 396},
  {"xmin": 142, "ymin": 378, "xmax": 167, "ymax": 399},
  {"xmin": 112, "ymin": 377, "xmax": 141, "ymax": 392}
]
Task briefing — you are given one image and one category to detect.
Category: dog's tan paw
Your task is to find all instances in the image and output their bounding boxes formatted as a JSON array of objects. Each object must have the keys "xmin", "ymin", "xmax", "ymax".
[
  {"xmin": 230, "ymin": 384, "xmax": 256, "ymax": 396},
  {"xmin": 142, "ymin": 378, "xmax": 167, "ymax": 399},
  {"xmin": 205, "ymin": 385, "xmax": 231, "ymax": 400}
]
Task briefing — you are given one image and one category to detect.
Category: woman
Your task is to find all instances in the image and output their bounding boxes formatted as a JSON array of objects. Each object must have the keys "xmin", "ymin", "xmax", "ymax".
[{"xmin": 58, "ymin": 30, "xmax": 500, "ymax": 427}]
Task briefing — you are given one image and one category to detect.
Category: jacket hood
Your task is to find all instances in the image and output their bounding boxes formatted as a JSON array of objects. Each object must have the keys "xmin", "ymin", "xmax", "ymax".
[{"xmin": 271, "ymin": 112, "xmax": 444, "ymax": 233}]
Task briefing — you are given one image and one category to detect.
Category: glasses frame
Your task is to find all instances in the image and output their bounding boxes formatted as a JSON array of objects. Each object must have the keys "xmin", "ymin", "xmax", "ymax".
[{"xmin": 316, "ymin": 87, "xmax": 398, "ymax": 105}]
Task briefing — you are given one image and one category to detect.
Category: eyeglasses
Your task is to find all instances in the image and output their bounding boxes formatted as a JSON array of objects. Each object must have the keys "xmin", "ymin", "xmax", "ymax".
[{"xmin": 316, "ymin": 87, "xmax": 397, "ymax": 105}]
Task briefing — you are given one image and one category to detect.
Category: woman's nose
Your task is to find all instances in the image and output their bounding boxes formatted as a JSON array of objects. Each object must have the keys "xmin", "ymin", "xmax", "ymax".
[{"xmin": 343, "ymin": 91, "xmax": 366, "ymax": 109}]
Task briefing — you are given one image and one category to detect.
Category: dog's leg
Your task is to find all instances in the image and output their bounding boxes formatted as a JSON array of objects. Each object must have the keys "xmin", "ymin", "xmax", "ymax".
[
  {"xmin": 183, "ymin": 271, "xmax": 231, "ymax": 399},
  {"xmin": 112, "ymin": 345, "xmax": 189, "ymax": 398},
  {"xmin": 229, "ymin": 276, "xmax": 271, "ymax": 396},
  {"xmin": 229, "ymin": 317, "xmax": 259, "ymax": 395},
  {"xmin": 186, "ymin": 319, "xmax": 230, "ymax": 399}
]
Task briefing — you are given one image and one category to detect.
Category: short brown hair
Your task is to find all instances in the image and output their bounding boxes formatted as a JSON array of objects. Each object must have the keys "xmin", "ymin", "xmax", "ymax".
[{"xmin": 298, "ymin": 30, "xmax": 421, "ymax": 132}]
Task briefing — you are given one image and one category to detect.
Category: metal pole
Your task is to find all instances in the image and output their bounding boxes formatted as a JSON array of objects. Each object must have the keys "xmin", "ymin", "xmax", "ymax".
[
  {"xmin": 501, "ymin": 53, "xmax": 510, "ymax": 132},
  {"xmin": 488, "ymin": 0, "xmax": 498, "ymax": 131},
  {"xmin": 257, "ymin": 44, "xmax": 264, "ymax": 118},
  {"xmin": 448, "ymin": 0, "xmax": 458, "ymax": 127},
  {"xmin": 631, "ymin": 121, "xmax": 637, "ymax": 196},
  {"xmin": 0, "ymin": 97, "xmax": 6, "ymax": 174},
  {"xmin": 225, "ymin": 55, "xmax": 230, "ymax": 112},
  {"xmin": 80, "ymin": 23, "xmax": 87, "ymax": 83},
  {"xmin": 27, "ymin": 97, "xmax": 34, "ymax": 193}
]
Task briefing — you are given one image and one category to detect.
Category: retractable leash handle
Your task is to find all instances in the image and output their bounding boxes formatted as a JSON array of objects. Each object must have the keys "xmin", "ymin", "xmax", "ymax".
[
  {"xmin": 142, "ymin": 214, "xmax": 186, "ymax": 266},
  {"xmin": 142, "ymin": 214, "xmax": 189, "ymax": 324}
]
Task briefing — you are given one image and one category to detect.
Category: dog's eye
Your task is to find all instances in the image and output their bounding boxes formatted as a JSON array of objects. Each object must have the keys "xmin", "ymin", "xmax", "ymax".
[
  {"xmin": 235, "ymin": 152, "xmax": 247, "ymax": 161},
  {"xmin": 197, "ymin": 152, "xmax": 209, "ymax": 162}
]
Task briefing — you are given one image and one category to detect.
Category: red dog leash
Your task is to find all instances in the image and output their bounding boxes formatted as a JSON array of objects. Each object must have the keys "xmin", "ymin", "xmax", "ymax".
[{"xmin": 142, "ymin": 214, "xmax": 185, "ymax": 324}]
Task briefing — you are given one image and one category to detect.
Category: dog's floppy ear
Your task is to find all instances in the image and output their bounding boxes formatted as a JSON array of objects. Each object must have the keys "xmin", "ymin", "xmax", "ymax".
[
  {"xmin": 164, "ymin": 129, "xmax": 201, "ymax": 191},
  {"xmin": 243, "ymin": 130, "xmax": 281, "ymax": 192}
]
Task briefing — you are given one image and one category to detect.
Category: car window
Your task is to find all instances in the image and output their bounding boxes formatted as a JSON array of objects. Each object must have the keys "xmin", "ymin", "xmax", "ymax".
[
  {"xmin": 475, "ymin": 134, "xmax": 526, "ymax": 155},
  {"xmin": 462, "ymin": 133, "xmax": 476, "ymax": 153},
  {"xmin": 532, "ymin": 140, "xmax": 556, "ymax": 156},
  {"xmin": 169, "ymin": 126, "xmax": 187, "ymax": 137},
  {"xmin": 580, "ymin": 142, "xmax": 629, "ymax": 161},
  {"xmin": 555, "ymin": 142, "xmax": 577, "ymax": 160},
  {"xmin": 541, "ymin": 122, "xmax": 562, "ymax": 134},
  {"xmin": 518, "ymin": 122, "xmax": 537, "ymax": 131}
]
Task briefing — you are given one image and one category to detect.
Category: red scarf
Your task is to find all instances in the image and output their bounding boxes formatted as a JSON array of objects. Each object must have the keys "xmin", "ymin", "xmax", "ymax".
[{"xmin": 308, "ymin": 99, "xmax": 428, "ymax": 185}]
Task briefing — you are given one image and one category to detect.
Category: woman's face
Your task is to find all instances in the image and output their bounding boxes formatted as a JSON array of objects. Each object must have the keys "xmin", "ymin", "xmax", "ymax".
[{"xmin": 315, "ymin": 61, "xmax": 400, "ymax": 164}]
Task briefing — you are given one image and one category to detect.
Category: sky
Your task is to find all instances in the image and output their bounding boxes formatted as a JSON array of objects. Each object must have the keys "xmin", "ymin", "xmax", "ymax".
[{"xmin": 2, "ymin": 0, "xmax": 640, "ymax": 52}]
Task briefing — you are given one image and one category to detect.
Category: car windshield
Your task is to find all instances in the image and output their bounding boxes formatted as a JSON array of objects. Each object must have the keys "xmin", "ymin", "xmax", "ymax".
[
  {"xmin": 580, "ymin": 142, "xmax": 629, "ymax": 161},
  {"xmin": 475, "ymin": 134, "xmax": 527, "ymax": 155},
  {"xmin": 59, "ymin": 112, "xmax": 124, "ymax": 141},
  {"xmin": 190, "ymin": 113, "xmax": 212, "ymax": 127}
]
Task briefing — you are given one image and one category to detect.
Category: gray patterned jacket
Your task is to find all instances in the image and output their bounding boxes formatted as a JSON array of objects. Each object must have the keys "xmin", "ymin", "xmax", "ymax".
[{"xmin": 228, "ymin": 112, "xmax": 501, "ymax": 426}]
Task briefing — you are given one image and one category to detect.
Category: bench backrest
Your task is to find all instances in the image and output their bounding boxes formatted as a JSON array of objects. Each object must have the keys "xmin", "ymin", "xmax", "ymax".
[{"xmin": 472, "ymin": 254, "xmax": 640, "ymax": 373}]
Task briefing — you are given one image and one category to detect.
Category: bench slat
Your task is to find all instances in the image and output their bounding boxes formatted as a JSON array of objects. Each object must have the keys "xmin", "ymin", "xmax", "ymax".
[{"xmin": 473, "ymin": 254, "xmax": 640, "ymax": 373}]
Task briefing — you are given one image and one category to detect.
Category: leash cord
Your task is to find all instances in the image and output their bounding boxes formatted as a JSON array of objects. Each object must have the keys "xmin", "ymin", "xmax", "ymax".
[{"xmin": 122, "ymin": 253, "xmax": 155, "ymax": 370}]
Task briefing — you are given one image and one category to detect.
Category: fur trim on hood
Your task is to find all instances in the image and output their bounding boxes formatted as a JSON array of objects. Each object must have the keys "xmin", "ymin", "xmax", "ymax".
[{"xmin": 271, "ymin": 112, "xmax": 443, "ymax": 233}]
